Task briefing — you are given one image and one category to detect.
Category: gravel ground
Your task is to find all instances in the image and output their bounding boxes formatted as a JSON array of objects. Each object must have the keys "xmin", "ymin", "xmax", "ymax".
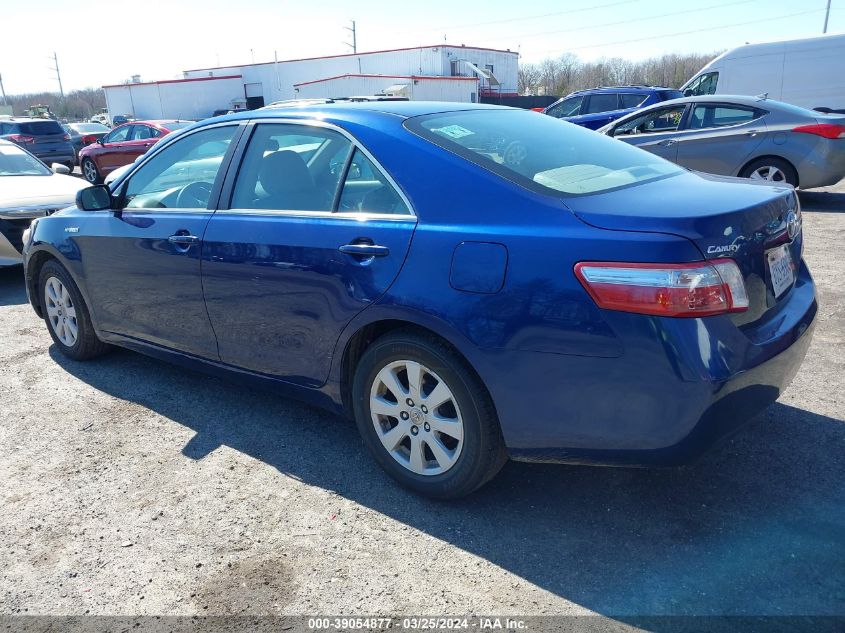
[{"xmin": 0, "ymin": 184, "xmax": 843, "ymax": 622}]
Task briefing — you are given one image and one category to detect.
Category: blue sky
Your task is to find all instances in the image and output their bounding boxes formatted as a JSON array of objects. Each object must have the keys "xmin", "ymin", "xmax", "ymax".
[{"xmin": 0, "ymin": 0, "xmax": 840, "ymax": 94}]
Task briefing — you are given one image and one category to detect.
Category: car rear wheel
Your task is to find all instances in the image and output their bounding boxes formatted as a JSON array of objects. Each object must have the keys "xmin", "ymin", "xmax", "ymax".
[
  {"xmin": 352, "ymin": 330, "xmax": 507, "ymax": 499},
  {"xmin": 740, "ymin": 157, "xmax": 798, "ymax": 187},
  {"xmin": 81, "ymin": 157, "xmax": 102, "ymax": 184},
  {"xmin": 39, "ymin": 260, "xmax": 110, "ymax": 360}
]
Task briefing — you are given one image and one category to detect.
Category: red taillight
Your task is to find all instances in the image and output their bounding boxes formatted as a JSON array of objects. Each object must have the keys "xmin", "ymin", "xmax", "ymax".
[
  {"xmin": 792, "ymin": 123, "xmax": 845, "ymax": 139},
  {"xmin": 7, "ymin": 134, "xmax": 35, "ymax": 144},
  {"xmin": 81, "ymin": 134, "xmax": 97, "ymax": 144},
  {"xmin": 62, "ymin": 133, "xmax": 71, "ymax": 141},
  {"xmin": 574, "ymin": 259, "xmax": 749, "ymax": 317}
]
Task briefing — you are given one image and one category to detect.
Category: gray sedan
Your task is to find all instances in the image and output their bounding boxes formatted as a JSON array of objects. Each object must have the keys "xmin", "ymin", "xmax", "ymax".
[{"xmin": 597, "ymin": 95, "xmax": 845, "ymax": 188}]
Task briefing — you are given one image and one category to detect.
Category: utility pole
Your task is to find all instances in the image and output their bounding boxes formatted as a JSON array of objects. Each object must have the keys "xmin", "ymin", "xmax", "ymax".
[
  {"xmin": 49, "ymin": 52, "xmax": 64, "ymax": 98},
  {"xmin": 823, "ymin": 0, "xmax": 832, "ymax": 33},
  {"xmin": 0, "ymin": 73, "xmax": 7, "ymax": 106},
  {"xmin": 344, "ymin": 20, "xmax": 357, "ymax": 54}
]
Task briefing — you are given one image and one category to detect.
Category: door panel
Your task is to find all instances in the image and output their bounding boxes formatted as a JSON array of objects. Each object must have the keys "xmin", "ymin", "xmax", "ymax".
[
  {"xmin": 202, "ymin": 213, "xmax": 415, "ymax": 385},
  {"xmin": 78, "ymin": 211, "xmax": 218, "ymax": 356},
  {"xmin": 675, "ymin": 105, "xmax": 767, "ymax": 175},
  {"xmin": 617, "ymin": 131, "xmax": 680, "ymax": 162},
  {"xmin": 78, "ymin": 123, "xmax": 241, "ymax": 357}
]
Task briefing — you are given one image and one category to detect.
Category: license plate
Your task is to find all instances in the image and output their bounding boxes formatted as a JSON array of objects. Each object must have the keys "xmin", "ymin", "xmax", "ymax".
[{"xmin": 767, "ymin": 245, "xmax": 794, "ymax": 298}]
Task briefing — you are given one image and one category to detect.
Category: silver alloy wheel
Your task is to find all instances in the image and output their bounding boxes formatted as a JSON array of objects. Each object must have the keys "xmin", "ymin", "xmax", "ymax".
[
  {"xmin": 82, "ymin": 159, "xmax": 98, "ymax": 183},
  {"xmin": 750, "ymin": 165, "xmax": 786, "ymax": 182},
  {"xmin": 369, "ymin": 360, "xmax": 464, "ymax": 476},
  {"xmin": 44, "ymin": 276, "xmax": 79, "ymax": 347}
]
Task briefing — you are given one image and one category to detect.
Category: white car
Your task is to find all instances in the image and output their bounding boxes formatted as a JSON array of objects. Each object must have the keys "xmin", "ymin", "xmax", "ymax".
[{"xmin": 0, "ymin": 139, "xmax": 90, "ymax": 266}]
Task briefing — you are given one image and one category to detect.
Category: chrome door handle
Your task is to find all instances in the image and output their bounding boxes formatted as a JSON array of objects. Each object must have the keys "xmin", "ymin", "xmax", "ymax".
[
  {"xmin": 168, "ymin": 234, "xmax": 199, "ymax": 244},
  {"xmin": 339, "ymin": 243, "xmax": 390, "ymax": 257},
  {"xmin": 660, "ymin": 139, "xmax": 677, "ymax": 146}
]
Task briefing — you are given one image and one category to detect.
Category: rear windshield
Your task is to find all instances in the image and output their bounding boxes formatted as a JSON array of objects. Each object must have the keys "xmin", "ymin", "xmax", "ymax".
[
  {"xmin": 406, "ymin": 109, "xmax": 683, "ymax": 196},
  {"xmin": 0, "ymin": 144, "xmax": 50, "ymax": 176},
  {"xmin": 16, "ymin": 121, "xmax": 64, "ymax": 135},
  {"xmin": 71, "ymin": 123, "xmax": 110, "ymax": 133}
]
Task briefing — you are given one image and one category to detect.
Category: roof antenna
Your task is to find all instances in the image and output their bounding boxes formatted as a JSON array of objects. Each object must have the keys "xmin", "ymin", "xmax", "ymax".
[{"xmin": 755, "ymin": 92, "xmax": 769, "ymax": 100}]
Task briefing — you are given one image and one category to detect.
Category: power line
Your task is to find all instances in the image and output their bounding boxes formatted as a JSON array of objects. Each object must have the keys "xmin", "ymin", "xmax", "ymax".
[
  {"xmin": 494, "ymin": 0, "xmax": 758, "ymax": 42},
  {"xmin": 530, "ymin": 7, "xmax": 826, "ymax": 56}
]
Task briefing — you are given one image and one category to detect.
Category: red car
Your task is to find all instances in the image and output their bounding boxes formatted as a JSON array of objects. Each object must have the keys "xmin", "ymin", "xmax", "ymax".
[{"xmin": 78, "ymin": 120, "xmax": 192, "ymax": 184}]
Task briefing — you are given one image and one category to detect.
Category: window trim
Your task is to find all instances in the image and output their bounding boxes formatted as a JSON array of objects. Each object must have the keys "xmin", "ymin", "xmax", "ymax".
[
  {"xmin": 682, "ymin": 102, "xmax": 767, "ymax": 131},
  {"xmin": 112, "ymin": 121, "xmax": 245, "ymax": 213},
  {"xmin": 610, "ymin": 104, "xmax": 692, "ymax": 136},
  {"xmin": 218, "ymin": 118, "xmax": 416, "ymax": 220}
]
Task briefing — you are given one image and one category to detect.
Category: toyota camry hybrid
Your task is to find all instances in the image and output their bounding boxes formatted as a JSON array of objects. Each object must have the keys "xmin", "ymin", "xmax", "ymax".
[{"xmin": 21, "ymin": 102, "xmax": 816, "ymax": 498}]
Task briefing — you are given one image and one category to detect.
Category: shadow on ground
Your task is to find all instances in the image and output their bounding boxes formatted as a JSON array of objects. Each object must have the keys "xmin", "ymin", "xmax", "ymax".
[
  {"xmin": 48, "ymin": 342, "xmax": 845, "ymax": 622},
  {"xmin": 0, "ymin": 265, "xmax": 27, "ymax": 306}
]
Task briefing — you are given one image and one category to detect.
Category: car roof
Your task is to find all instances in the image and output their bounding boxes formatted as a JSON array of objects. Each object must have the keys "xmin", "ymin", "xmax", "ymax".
[
  {"xmin": 0, "ymin": 117, "xmax": 61, "ymax": 124},
  {"xmin": 214, "ymin": 100, "xmax": 513, "ymax": 123},
  {"xmin": 569, "ymin": 85, "xmax": 677, "ymax": 96}
]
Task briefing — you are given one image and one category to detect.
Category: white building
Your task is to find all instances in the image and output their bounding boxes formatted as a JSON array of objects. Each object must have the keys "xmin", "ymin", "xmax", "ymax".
[{"xmin": 103, "ymin": 44, "xmax": 519, "ymax": 120}]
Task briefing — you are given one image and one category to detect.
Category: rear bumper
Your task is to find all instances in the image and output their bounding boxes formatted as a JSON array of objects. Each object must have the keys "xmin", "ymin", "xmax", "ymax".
[
  {"xmin": 31, "ymin": 146, "xmax": 75, "ymax": 165},
  {"xmin": 0, "ymin": 230, "xmax": 23, "ymax": 266},
  {"xmin": 794, "ymin": 139, "xmax": 845, "ymax": 189},
  {"xmin": 484, "ymin": 260, "xmax": 818, "ymax": 466}
]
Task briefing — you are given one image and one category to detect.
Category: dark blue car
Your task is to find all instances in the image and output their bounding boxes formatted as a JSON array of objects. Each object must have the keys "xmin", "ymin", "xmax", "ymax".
[
  {"xmin": 22, "ymin": 102, "xmax": 816, "ymax": 498},
  {"xmin": 543, "ymin": 85, "xmax": 684, "ymax": 130}
]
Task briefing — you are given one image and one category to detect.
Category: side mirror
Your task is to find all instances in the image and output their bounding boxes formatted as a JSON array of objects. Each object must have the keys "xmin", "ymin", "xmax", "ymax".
[
  {"xmin": 97, "ymin": 137, "xmax": 105, "ymax": 145},
  {"xmin": 683, "ymin": 89, "xmax": 693, "ymax": 97},
  {"xmin": 77, "ymin": 185, "xmax": 112, "ymax": 211},
  {"xmin": 51, "ymin": 163, "xmax": 71, "ymax": 175}
]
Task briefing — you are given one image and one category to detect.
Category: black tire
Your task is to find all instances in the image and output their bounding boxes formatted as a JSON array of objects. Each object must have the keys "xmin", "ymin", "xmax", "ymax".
[
  {"xmin": 352, "ymin": 329, "xmax": 507, "ymax": 499},
  {"xmin": 81, "ymin": 157, "xmax": 102, "ymax": 184},
  {"xmin": 740, "ymin": 157, "xmax": 798, "ymax": 187},
  {"xmin": 38, "ymin": 260, "xmax": 110, "ymax": 360}
]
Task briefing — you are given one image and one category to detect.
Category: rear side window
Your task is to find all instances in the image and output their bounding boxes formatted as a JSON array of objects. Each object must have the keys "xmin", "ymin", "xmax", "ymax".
[
  {"xmin": 620, "ymin": 94, "xmax": 648, "ymax": 108},
  {"xmin": 408, "ymin": 109, "xmax": 683, "ymax": 196},
  {"xmin": 231, "ymin": 123, "xmax": 351, "ymax": 211},
  {"xmin": 659, "ymin": 90, "xmax": 684, "ymax": 101},
  {"xmin": 585, "ymin": 94, "xmax": 620, "ymax": 114},
  {"xmin": 338, "ymin": 148, "xmax": 409, "ymax": 214},
  {"xmin": 688, "ymin": 105, "xmax": 761, "ymax": 129},
  {"xmin": 17, "ymin": 121, "xmax": 64, "ymax": 135}
]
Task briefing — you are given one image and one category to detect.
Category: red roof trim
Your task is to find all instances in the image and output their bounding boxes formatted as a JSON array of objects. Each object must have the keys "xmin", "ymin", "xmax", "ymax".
[
  {"xmin": 184, "ymin": 44, "xmax": 518, "ymax": 73},
  {"xmin": 102, "ymin": 74, "xmax": 242, "ymax": 89},
  {"xmin": 294, "ymin": 74, "xmax": 479, "ymax": 87}
]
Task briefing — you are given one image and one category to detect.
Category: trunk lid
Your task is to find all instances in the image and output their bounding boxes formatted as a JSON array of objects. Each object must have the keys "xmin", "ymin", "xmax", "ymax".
[{"xmin": 568, "ymin": 171, "xmax": 802, "ymax": 324}]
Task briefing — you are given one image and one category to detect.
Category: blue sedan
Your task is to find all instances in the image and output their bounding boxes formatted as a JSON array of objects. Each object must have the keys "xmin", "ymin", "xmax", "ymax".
[{"xmin": 22, "ymin": 102, "xmax": 816, "ymax": 498}]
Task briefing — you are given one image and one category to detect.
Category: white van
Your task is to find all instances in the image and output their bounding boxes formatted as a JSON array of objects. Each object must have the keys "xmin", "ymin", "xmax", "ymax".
[{"xmin": 682, "ymin": 33, "xmax": 845, "ymax": 113}]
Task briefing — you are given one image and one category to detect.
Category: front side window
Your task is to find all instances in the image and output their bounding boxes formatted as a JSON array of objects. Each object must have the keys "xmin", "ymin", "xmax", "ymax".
[
  {"xmin": 105, "ymin": 126, "xmax": 130, "ymax": 144},
  {"xmin": 613, "ymin": 105, "xmax": 687, "ymax": 135},
  {"xmin": 585, "ymin": 94, "xmax": 620, "ymax": 114},
  {"xmin": 231, "ymin": 123, "xmax": 351, "ymax": 211},
  {"xmin": 546, "ymin": 95, "xmax": 584, "ymax": 119},
  {"xmin": 686, "ymin": 72, "xmax": 719, "ymax": 96},
  {"xmin": 688, "ymin": 105, "xmax": 760, "ymax": 129},
  {"xmin": 408, "ymin": 109, "xmax": 683, "ymax": 196},
  {"xmin": 123, "ymin": 125, "xmax": 237, "ymax": 209}
]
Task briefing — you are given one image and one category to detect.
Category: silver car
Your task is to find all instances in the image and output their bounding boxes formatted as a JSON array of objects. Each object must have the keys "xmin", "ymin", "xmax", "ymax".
[{"xmin": 598, "ymin": 95, "xmax": 845, "ymax": 188}]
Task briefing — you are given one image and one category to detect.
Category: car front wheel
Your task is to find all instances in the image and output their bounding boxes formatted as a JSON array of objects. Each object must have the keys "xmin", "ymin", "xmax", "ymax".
[
  {"xmin": 39, "ymin": 260, "xmax": 110, "ymax": 360},
  {"xmin": 352, "ymin": 330, "xmax": 507, "ymax": 498},
  {"xmin": 81, "ymin": 157, "xmax": 102, "ymax": 184}
]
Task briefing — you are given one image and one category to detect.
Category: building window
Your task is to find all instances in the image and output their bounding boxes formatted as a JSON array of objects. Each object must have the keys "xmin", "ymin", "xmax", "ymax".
[
  {"xmin": 450, "ymin": 60, "xmax": 460, "ymax": 77},
  {"xmin": 485, "ymin": 64, "xmax": 494, "ymax": 75}
]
